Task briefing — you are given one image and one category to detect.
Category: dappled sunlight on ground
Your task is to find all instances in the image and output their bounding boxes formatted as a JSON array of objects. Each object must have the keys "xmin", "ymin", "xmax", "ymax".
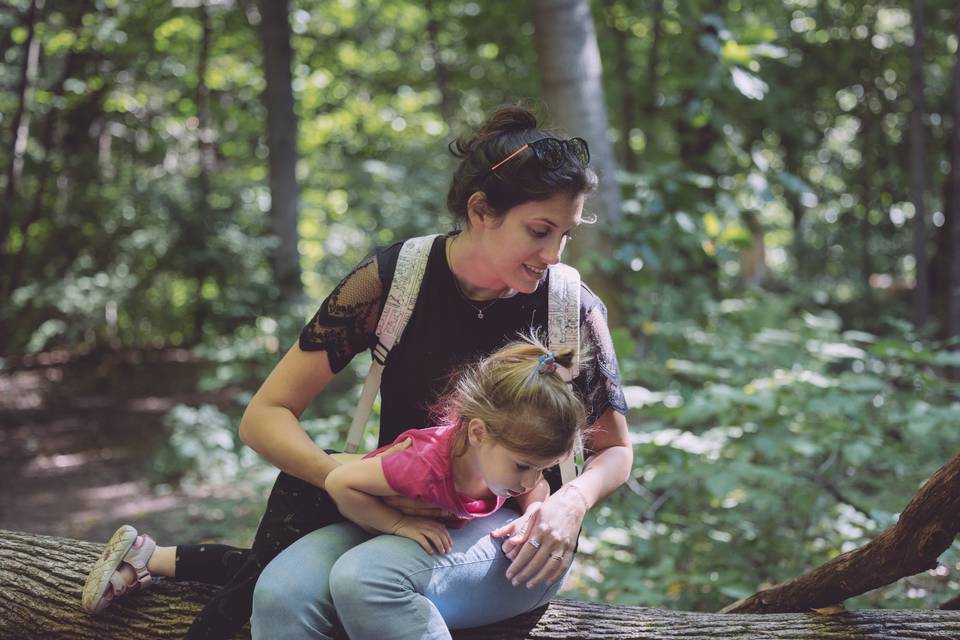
[{"xmin": 0, "ymin": 348, "xmax": 265, "ymax": 547}]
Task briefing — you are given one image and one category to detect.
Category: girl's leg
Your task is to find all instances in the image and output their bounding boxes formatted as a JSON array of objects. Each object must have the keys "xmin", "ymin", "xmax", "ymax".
[
  {"xmin": 185, "ymin": 472, "xmax": 345, "ymax": 640},
  {"xmin": 250, "ymin": 522, "xmax": 373, "ymax": 640},
  {"xmin": 172, "ymin": 544, "xmax": 249, "ymax": 584},
  {"xmin": 82, "ymin": 527, "xmax": 251, "ymax": 615},
  {"xmin": 328, "ymin": 510, "xmax": 569, "ymax": 640}
]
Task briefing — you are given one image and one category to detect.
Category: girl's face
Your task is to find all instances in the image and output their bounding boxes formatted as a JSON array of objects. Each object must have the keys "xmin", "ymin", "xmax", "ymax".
[
  {"xmin": 473, "ymin": 192, "xmax": 585, "ymax": 295},
  {"xmin": 468, "ymin": 421, "xmax": 565, "ymax": 498}
]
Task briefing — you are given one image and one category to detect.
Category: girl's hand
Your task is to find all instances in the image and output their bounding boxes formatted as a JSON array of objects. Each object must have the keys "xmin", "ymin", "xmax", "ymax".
[
  {"xmin": 493, "ymin": 486, "xmax": 588, "ymax": 589},
  {"xmin": 391, "ymin": 516, "xmax": 452, "ymax": 555}
]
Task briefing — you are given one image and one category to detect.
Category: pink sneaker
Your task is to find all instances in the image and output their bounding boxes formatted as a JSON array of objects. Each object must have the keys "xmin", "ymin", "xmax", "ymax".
[{"xmin": 81, "ymin": 525, "xmax": 157, "ymax": 615}]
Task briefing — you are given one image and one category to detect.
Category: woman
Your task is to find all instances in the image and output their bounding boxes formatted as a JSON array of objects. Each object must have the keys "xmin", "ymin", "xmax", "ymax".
[{"xmin": 246, "ymin": 105, "xmax": 631, "ymax": 639}]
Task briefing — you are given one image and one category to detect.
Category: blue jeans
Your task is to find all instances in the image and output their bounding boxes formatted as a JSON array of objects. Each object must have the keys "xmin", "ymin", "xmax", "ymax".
[{"xmin": 250, "ymin": 509, "xmax": 567, "ymax": 640}]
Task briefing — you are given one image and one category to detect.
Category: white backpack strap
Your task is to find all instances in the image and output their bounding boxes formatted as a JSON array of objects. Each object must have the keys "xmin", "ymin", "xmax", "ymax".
[
  {"xmin": 344, "ymin": 234, "xmax": 438, "ymax": 453},
  {"xmin": 547, "ymin": 263, "xmax": 582, "ymax": 484}
]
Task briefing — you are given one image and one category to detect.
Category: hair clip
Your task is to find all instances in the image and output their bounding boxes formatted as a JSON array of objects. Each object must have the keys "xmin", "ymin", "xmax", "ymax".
[{"xmin": 538, "ymin": 352, "xmax": 558, "ymax": 375}]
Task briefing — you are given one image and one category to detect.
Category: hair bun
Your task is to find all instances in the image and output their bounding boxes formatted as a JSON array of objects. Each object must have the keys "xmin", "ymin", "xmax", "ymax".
[
  {"xmin": 476, "ymin": 104, "xmax": 538, "ymax": 138},
  {"xmin": 448, "ymin": 104, "xmax": 538, "ymax": 159}
]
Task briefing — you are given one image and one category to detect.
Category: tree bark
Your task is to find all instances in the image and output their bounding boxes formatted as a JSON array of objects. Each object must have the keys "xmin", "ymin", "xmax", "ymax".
[
  {"xmin": 722, "ymin": 452, "xmax": 960, "ymax": 614},
  {"xmin": 910, "ymin": 0, "xmax": 930, "ymax": 329},
  {"xmin": 256, "ymin": 0, "xmax": 302, "ymax": 302},
  {"xmin": 532, "ymin": 0, "xmax": 624, "ymax": 327},
  {"xmin": 2, "ymin": 530, "xmax": 959, "ymax": 640}
]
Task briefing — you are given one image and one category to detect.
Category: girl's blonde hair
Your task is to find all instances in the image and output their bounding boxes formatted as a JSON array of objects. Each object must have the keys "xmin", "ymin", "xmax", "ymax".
[{"xmin": 437, "ymin": 332, "xmax": 588, "ymax": 459}]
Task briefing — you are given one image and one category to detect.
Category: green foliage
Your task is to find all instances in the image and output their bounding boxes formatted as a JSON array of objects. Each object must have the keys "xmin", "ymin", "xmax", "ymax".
[
  {"xmin": 5, "ymin": 0, "xmax": 960, "ymax": 614},
  {"xmin": 147, "ymin": 300, "xmax": 376, "ymax": 487},
  {"xmin": 575, "ymin": 292, "xmax": 960, "ymax": 610}
]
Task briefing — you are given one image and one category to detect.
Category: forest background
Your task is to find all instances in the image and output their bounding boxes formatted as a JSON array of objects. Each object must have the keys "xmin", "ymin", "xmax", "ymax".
[{"xmin": 2, "ymin": 0, "xmax": 960, "ymax": 615}]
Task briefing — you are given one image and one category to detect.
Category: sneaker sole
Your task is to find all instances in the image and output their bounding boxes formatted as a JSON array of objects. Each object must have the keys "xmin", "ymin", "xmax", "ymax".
[{"xmin": 81, "ymin": 525, "xmax": 138, "ymax": 615}]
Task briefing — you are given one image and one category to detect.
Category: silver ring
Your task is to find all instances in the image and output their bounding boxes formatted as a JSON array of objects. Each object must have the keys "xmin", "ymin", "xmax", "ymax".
[
  {"xmin": 527, "ymin": 539, "xmax": 541, "ymax": 549},
  {"xmin": 550, "ymin": 553, "xmax": 564, "ymax": 561}
]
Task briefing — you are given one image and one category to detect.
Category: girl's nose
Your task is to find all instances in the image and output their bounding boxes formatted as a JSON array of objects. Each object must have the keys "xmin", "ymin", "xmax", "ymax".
[{"xmin": 521, "ymin": 470, "xmax": 541, "ymax": 490}]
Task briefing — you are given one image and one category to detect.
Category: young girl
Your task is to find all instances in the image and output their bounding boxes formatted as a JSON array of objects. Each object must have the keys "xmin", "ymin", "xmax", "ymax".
[{"xmin": 81, "ymin": 333, "xmax": 587, "ymax": 636}]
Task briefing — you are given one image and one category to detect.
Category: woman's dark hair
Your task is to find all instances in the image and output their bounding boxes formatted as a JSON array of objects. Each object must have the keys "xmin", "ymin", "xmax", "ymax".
[{"xmin": 445, "ymin": 104, "xmax": 598, "ymax": 225}]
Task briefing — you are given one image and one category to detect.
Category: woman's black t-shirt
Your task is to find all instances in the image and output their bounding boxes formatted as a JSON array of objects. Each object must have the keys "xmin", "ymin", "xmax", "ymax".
[{"xmin": 299, "ymin": 235, "xmax": 627, "ymax": 465}]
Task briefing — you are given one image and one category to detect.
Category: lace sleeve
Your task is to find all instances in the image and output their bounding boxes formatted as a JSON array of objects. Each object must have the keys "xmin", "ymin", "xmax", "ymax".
[
  {"xmin": 298, "ymin": 254, "xmax": 385, "ymax": 373},
  {"xmin": 577, "ymin": 300, "xmax": 628, "ymax": 425}
]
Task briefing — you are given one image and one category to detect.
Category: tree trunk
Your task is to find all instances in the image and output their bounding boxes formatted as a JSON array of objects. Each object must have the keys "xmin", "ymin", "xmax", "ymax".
[
  {"xmin": 2, "ymin": 530, "xmax": 959, "ymax": 640},
  {"xmin": 646, "ymin": 0, "xmax": 663, "ymax": 116},
  {"xmin": 256, "ymin": 0, "xmax": 302, "ymax": 302},
  {"xmin": 605, "ymin": 0, "xmax": 637, "ymax": 173},
  {"xmin": 1, "ymin": 0, "xmax": 42, "ymax": 255},
  {"xmin": 948, "ymin": 11, "xmax": 960, "ymax": 346},
  {"xmin": 722, "ymin": 451, "xmax": 960, "ymax": 614},
  {"xmin": 859, "ymin": 110, "xmax": 874, "ymax": 299},
  {"xmin": 532, "ymin": 0, "xmax": 624, "ymax": 327},
  {"xmin": 910, "ymin": 0, "xmax": 929, "ymax": 329},
  {"xmin": 739, "ymin": 211, "xmax": 767, "ymax": 287},
  {"xmin": 193, "ymin": 0, "xmax": 214, "ymax": 342},
  {"xmin": 424, "ymin": 0, "xmax": 454, "ymax": 130}
]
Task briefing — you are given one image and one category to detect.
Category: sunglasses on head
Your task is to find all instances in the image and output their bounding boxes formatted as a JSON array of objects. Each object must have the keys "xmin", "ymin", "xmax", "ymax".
[{"xmin": 488, "ymin": 137, "xmax": 590, "ymax": 174}]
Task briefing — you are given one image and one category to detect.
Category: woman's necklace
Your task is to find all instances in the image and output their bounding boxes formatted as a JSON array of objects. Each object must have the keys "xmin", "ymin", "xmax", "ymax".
[{"xmin": 446, "ymin": 235, "xmax": 502, "ymax": 320}]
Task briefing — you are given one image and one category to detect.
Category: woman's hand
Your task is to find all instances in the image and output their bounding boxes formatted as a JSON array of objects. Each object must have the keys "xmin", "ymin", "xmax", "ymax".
[
  {"xmin": 490, "ymin": 486, "xmax": 588, "ymax": 589},
  {"xmin": 490, "ymin": 502, "xmax": 542, "ymax": 561},
  {"xmin": 391, "ymin": 516, "xmax": 452, "ymax": 555}
]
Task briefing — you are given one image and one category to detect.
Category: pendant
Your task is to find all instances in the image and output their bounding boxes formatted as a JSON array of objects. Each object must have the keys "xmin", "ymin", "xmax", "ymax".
[{"xmin": 477, "ymin": 310, "xmax": 484, "ymax": 320}]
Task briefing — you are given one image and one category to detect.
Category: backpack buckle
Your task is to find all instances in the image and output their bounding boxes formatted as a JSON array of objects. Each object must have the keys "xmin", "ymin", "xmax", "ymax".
[{"xmin": 372, "ymin": 339, "xmax": 390, "ymax": 365}]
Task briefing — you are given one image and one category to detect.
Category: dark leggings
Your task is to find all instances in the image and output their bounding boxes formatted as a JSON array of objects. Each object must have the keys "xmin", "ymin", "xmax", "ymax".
[{"xmin": 174, "ymin": 471, "xmax": 345, "ymax": 639}]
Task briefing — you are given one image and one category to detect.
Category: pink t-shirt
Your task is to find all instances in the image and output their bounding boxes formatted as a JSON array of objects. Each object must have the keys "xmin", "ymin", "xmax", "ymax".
[{"xmin": 364, "ymin": 425, "xmax": 505, "ymax": 524}]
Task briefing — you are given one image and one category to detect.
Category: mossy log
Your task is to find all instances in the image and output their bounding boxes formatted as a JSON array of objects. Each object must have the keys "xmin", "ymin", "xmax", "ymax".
[{"xmin": 2, "ymin": 530, "xmax": 959, "ymax": 639}]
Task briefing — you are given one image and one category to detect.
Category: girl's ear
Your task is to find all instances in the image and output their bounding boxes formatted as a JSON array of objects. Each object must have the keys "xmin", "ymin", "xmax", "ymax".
[{"xmin": 466, "ymin": 418, "xmax": 488, "ymax": 446}]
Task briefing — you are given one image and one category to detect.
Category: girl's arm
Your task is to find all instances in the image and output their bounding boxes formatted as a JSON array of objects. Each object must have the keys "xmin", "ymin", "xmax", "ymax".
[{"xmin": 325, "ymin": 458, "xmax": 453, "ymax": 554}]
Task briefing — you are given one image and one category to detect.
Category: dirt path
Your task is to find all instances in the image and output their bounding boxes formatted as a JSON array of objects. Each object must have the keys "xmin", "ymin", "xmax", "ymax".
[{"xmin": 0, "ymin": 348, "xmax": 267, "ymax": 546}]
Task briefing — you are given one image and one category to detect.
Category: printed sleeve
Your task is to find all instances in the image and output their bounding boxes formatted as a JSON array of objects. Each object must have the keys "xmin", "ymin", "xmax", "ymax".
[
  {"xmin": 298, "ymin": 253, "xmax": 385, "ymax": 373},
  {"xmin": 576, "ymin": 298, "xmax": 628, "ymax": 425}
]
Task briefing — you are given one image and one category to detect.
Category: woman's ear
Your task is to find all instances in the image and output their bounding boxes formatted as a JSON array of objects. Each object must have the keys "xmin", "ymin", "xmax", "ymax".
[
  {"xmin": 466, "ymin": 418, "xmax": 488, "ymax": 446},
  {"xmin": 466, "ymin": 192, "xmax": 496, "ymax": 229}
]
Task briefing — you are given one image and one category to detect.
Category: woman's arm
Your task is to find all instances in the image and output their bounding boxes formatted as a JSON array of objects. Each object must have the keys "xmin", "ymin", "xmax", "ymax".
[
  {"xmin": 325, "ymin": 458, "xmax": 452, "ymax": 553},
  {"xmin": 239, "ymin": 344, "xmax": 341, "ymax": 489},
  {"xmin": 239, "ymin": 344, "xmax": 451, "ymax": 520}
]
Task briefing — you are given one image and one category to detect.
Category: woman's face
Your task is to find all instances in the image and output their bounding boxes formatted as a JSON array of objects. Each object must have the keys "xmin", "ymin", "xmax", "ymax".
[{"xmin": 474, "ymin": 192, "xmax": 585, "ymax": 295}]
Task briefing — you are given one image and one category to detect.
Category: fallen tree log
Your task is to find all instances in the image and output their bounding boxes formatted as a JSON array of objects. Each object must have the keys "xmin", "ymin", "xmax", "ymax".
[
  {"xmin": 2, "ymin": 530, "xmax": 959, "ymax": 639},
  {"xmin": 723, "ymin": 451, "xmax": 960, "ymax": 614}
]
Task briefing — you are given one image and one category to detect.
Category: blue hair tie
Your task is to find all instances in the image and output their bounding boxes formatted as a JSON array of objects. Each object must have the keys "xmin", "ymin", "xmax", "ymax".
[{"xmin": 538, "ymin": 352, "xmax": 558, "ymax": 374}]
